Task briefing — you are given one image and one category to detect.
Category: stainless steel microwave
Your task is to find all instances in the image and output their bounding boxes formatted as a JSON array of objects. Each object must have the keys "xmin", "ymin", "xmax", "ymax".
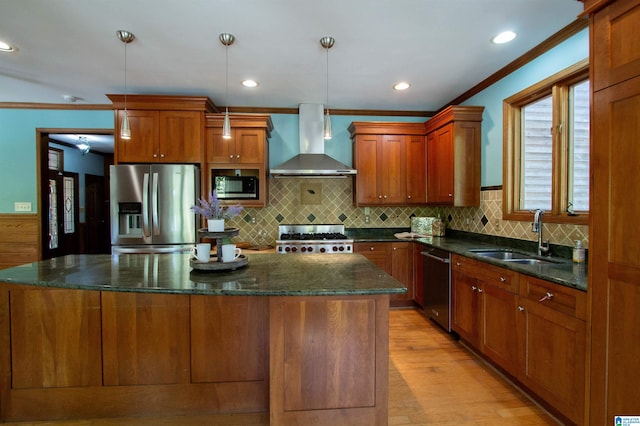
[{"xmin": 213, "ymin": 175, "xmax": 258, "ymax": 199}]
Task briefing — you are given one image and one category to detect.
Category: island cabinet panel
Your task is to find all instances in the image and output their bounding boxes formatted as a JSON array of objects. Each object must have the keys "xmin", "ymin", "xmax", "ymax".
[
  {"xmin": 190, "ymin": 295, "xmax": 268, "ymax": 383},
  {"xmin": 270, "ymin": 295, "xmax": 389, "ymax": 426},
  {"xmin": 8, "ymin": 288, "xmax": 102, "ymax": 389},
  {"xmin": 101, "ymin": 292, "xmax": 191, "ymax": 386}
]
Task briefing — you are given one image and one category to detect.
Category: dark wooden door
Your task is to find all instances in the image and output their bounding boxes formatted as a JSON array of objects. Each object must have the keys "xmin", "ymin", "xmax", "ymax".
[{"xmin": 85, "ymin": 173, "xmax": 110, "ymax": 254}]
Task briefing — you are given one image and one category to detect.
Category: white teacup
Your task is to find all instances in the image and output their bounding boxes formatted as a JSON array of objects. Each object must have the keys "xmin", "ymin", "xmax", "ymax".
[
  {"xmin": 191, "ymin": 243, "xmax": 211, "ymax": 263},
  {"xmin": 221, "ymin": 244, "xmax": 242, "ymax": 262}
]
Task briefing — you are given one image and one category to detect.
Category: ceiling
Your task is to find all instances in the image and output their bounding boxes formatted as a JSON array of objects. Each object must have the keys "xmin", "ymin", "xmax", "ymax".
[{"xmin": 1, "ymin": 0, "xmax": 584, "ymax": 114}]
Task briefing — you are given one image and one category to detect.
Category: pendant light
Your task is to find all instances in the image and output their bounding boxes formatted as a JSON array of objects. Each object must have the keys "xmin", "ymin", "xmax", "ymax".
[
  {"xmin": 219, "ymin": 33, "xmax": 235, "ymax": 139},
  {"xmin": 116, "ymin": 30, "xmax": 135, "ymax": 140},
  {"xmin": 320, "ymin": 36, "xmax": 335, "ymax": 140}
]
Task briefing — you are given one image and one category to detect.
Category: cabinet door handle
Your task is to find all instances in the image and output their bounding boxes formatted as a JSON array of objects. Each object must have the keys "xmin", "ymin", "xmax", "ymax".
[
  {"xmin": 160, "ymin": 153, "xmax": 165, "ymax": 158},
  {"xmin": 471, "ymin": 285, "xmax": 477, "ymax": 292},
  {"xmin": 229, "ymin": 154, "xmax": 234, "ymax": 159},
  {"xmin": 407, "ymin": 195, "xmax": 412, "ymax": 199},
  {"xmin": 153, "ymin": 154, "xmax": 158, "ymax": 158},
  {"xmin": 383, "ymin": 195, "xmax": 388, "ymax": 199},
  {"xmin": 518, "ymin": 306, "xmax": 525, "ymax": 312},
  {"xmin": 448, "ymin": 193, "xmax": 453, "ymax": 197},
  {"xmin": 236, "ymin": 154, "xmax": 240, "ymax": 159},
  {"xmin": 369, "ymin": 247, "xmax": 375, "ymax": 251},
  {"xmin": 456, "ymin": 261, "xmax": 461, "ymax": 267},
  {"xmin": 378, "ymin": 195, "xmax": 383, "ymax": 199},
  {"xmin": 477, "ymin": 288, "xmax": 483, "ymax": 293},
  {"xmin": 500, "ymin": 276, "xmax": 506, "ymax": 282},
  {"xmin": 539, "ymin": 292, "xmax": 554, "ymax": 302}
]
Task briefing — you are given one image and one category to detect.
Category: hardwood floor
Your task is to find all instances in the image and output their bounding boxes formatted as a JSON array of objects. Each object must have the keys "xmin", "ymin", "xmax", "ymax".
[{"xmin": 3, "ymin": 309, "xmax": 559, "ymax": 426}]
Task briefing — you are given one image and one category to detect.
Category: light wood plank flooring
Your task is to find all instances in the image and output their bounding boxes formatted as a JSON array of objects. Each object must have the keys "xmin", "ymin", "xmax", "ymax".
[{"xmin": 3, "ymin": 309, "xmax": 559, "ymax": 425}]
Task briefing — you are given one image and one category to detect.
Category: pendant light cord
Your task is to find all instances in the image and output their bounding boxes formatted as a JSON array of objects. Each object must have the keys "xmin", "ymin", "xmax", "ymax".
[
  {"xmin": 124, "ymin": 41, "xmax": 128, "ymax": 112},
  {"xmin": 225, "ymin": 43, "xmax": 229, "ymax": 113},
  {"xmin": 325, "ymin": 46, "xmax": 329, "ymax": 114}
]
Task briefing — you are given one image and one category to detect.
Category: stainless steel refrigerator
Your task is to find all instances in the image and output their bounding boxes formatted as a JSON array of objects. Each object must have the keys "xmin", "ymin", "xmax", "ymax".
[{"xmin": 110, "ymin": 164, "xmax": 200, "ymax": 253}]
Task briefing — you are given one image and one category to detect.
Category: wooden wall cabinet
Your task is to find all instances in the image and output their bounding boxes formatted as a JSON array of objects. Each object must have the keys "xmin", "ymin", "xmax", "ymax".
[
  {"xmin": 424, "ymin": 106, "xmax": 484, "ymax": 206},
  {"xmin": 107, "ymin": 95, "xmax": 215, "ymax": 164},
  {"xmin": 349, "ymin": 122, "xmax": 426, "ymax": 206},
  {"xmin": 451, "ymin": 254, "xmax": 586, "ymax": 424},
  {"xmin": 583, "ymin": 0, "xmax": 640, "ymax": 423},
  {"xmin": 354, "ymin": 241, "xmax": 414, "ymax": 307},
  {"xmin": 205, "ymin": 114, "xmax": 272, "ymax": 208}
]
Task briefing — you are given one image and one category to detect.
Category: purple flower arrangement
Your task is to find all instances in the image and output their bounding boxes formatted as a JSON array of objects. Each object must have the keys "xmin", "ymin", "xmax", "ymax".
[{"xmin": 191, "ymin": 190, "xmax": 243, "ymax": 220}]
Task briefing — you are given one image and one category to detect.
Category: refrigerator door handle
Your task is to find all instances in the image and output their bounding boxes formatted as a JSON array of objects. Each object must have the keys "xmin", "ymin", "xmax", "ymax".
[
  {"xmin": 142, "ymin": 173, "xmax": 151, "ymax": 237},
  {"xmin": 152, "ymin": 172, "xmax": 160, "ymax": 236}
]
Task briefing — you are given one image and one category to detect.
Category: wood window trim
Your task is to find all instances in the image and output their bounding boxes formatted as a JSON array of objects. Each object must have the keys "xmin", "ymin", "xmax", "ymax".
[{"xmin": 502, "ymin": 58, "xmax": 589, "ymax": 225}]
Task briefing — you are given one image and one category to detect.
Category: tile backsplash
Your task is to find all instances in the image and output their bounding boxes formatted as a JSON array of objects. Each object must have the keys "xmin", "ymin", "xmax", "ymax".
[{"xmin": 225, "ymin": 177, "xmax": 588, "ymax": 249}]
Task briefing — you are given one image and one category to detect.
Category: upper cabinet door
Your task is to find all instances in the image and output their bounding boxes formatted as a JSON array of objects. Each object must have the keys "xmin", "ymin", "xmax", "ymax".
[
  {"xmin": 593, "ymin": 1, "xmax": 640, "ymax": 91},
  {"xmin": 426, "ymin": 124, "xmax": 454, "ymax": 204},
  {"xmin": 353, "ymin": 134, "xmax": 381, "ymax": 205},
  {"xmin": 158, "ymin": 111, "xmax": 202, "ymax": 163},
  {"xmin": 406, "ymin": 135, "xmax": 427, "ymax": 204},
  {"xmin": 116, "ymin": 110, "xmax": 159, "ymax": 163},
  {"xmin": 235, "ymin": 128, "xmax": 266, "ymax": 164},
  {"xmin": 380, "ymin": 134, "xmax": 406, "ymax": 204}
]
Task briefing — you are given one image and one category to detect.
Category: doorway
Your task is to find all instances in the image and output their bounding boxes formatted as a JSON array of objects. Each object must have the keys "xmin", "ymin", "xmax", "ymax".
[{"xmin": 37, "ymin": 128, "xmax": 114, "ymax": 260}]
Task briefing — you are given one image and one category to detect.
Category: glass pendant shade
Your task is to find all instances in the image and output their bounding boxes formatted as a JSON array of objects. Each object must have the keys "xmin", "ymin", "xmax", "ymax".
[
  {"xmin": 121, "ymin": 110, "xmax": 131, "ymax": 139},
  {"xmin": 222, "ymin": 108, "xmax": 232, "ymax": 139},
  {"xmin": 324, "ymin": 110, "xmax": 332, "ymax": 139}
]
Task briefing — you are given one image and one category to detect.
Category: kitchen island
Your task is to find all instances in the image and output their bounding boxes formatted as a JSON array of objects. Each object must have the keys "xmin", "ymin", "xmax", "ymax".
[{"xmin": 0, "ymin": 253, "xmax": 405, "ymax": 425}]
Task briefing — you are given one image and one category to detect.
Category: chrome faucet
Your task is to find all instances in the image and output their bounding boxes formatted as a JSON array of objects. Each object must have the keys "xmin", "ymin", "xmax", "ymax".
[{"xmin": 532, "ymin": 209, "xmax": 550, "ymax": 256}]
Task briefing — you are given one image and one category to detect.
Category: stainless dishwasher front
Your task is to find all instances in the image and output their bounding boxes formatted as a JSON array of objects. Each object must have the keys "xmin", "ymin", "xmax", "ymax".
[{"xmin": 421, "ymin": 248, "xmax": 451, "ymax": 331}]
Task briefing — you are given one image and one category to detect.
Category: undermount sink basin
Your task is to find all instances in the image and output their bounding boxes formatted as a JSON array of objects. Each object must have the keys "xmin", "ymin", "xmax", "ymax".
[{"xmin": 469, "ymin": 249, "xmax": 558, "ymax": 265}]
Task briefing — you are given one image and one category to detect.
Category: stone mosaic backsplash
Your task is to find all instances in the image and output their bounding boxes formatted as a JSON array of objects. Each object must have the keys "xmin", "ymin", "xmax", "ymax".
[{"xmin": 224, "ymin": 177, "xmax": 588, "ymax": 249}]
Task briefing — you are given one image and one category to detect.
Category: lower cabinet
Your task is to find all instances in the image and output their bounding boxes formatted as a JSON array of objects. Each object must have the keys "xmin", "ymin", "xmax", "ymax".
[
  {"xmin": 451, "ymin": 254, "xmax": 586, "ymax": 425},
  {"xmin": 354, "ymin": 241, "xmax": 413, "ymax": 306}
]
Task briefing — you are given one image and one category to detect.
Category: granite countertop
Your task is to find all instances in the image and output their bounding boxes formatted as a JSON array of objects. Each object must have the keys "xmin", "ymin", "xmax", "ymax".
[
  {"xmin": 0, "ymin": 253, "xmax": 407, "ymax": 296},
  {"xmin": 346, "ymin": 228, "xmax": 588, "ymax": 292}
]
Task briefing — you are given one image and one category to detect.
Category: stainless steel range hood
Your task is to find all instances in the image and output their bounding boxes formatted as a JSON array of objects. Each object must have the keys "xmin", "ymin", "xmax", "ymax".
[{"xmin": 270, "ymin": 104, "xmax": 357, "ymax": 177}]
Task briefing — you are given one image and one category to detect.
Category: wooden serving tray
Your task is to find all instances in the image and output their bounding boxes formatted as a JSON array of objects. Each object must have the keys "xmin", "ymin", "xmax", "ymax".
[{"xmin": 190, "ymin": 254, "xmax": 248, "ymax": 271}]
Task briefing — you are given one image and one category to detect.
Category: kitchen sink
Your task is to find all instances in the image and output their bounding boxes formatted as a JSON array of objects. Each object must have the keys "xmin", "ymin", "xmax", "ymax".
[{"xmin": 469, "ymin": 249, "xmax": 559, "ymax": 264}]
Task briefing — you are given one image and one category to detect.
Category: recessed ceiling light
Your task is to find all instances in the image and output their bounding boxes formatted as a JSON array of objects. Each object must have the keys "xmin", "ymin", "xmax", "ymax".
[
  {"xmin": 0, "ymin": 40, "xmax": 16, "ymax": 52},
  {"xmin": 492, "ymin": 31, "xmax": 516, "ymax": 44},
  {"xmin": 242, "ymin": 80, "xmax": 258, "ymax": 88},
  {"xmin": 393, "ymin": 82, "xmax": 411, "ymax": 91}
]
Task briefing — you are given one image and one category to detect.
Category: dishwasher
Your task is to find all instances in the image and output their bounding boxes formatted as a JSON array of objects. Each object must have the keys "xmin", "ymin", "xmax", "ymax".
[{"xmin": 421, "ymin": 247, "xmax": 451, "ymax": 331}]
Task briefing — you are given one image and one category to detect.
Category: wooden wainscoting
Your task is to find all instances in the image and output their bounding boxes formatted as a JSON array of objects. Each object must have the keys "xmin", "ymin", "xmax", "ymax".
[{"xmin": 0, "ymin": 214, "xmax": 39, "ymax": 269}]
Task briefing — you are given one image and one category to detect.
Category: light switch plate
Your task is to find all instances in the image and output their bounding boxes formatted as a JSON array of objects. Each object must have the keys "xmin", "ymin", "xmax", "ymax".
[{"xmin": 14, "ymin": 202, "xmax": 32, "ymax": 212}]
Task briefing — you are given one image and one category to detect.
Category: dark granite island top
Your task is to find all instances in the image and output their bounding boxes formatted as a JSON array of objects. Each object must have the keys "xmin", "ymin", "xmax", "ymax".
[
  {"xmin": 0, "ymin": 253, "xmax": 400, "ymax": 424},
  {"xmin": 0, "ymin": 253, "xmax": 407, "ymax": 296}
]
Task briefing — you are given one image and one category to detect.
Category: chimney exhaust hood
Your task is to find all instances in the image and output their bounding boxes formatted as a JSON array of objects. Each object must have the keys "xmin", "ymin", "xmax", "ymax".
[{"xmin": 270, "ymin": 104, "xmax": 357, "ymax": 177}]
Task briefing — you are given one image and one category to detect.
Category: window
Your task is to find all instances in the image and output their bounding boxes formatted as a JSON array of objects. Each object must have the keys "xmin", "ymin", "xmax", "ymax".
[{"xmin": 503, "ymin": 59, "xmax": 589, "ymax": 225}]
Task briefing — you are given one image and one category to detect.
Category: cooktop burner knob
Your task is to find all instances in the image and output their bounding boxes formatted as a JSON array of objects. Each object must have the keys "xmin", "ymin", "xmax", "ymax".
[
  {"xmin": 308, "ymin": 246, "xmax": 314, "ymax": 252},
  {"xmin": 320, "ymin": 247, "xmax": 326, "ymax": 253},
  {"xmin": 285, "ymin": 247, "xmax": 291, "ymax": 252},
  {"xmin": 338, "ymin": 246, "xmax": 345, "ymax": 251},
  {"xmin": 332, "ymin": 246, "xmax": 338, "ymax": 252},
  {"xmin": 291, "ymin": 247, "xmax": 297, "ymax": 252},
  {"xmin": 301, "ymin": 247, "xmax": 306, "ymax": 252}
]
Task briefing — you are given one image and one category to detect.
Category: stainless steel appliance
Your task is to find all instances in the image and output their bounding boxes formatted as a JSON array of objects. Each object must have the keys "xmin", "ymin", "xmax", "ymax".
[
  {"xmin": 213, "ymin": 175, "xmax": 258, "ymax": 199},
  {"xmin": 276, "ymin": 224, "xmax": 353, "ymax": 254},
  {"xmin": 421, "ymin": 247, "xmax": 451, "ymax": 331},
  {"xmin": 110, "ymin": 164, "xmax": 200, "ymax": 253}
]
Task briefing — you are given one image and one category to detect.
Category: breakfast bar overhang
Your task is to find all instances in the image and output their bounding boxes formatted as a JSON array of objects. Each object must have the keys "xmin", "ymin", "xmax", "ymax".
[{"xmin": 0, "ymin": 253, "xmax": 406, "ymax": 425}]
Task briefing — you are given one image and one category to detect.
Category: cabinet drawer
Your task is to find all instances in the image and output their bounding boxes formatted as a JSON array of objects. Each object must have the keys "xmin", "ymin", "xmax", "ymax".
[
  {"xmin": 520, "ymin": 275, "xmax": 587, "ymax": 320},
  {"xmin": 451, "ymin": 254, "xmax": 518, "ymax": 293}
]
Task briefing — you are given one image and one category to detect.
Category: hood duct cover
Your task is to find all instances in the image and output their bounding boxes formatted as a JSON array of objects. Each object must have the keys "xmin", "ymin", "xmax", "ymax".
[{"xmin": 270, "ymin": 104, "xmax": 357, "ymax": 176}]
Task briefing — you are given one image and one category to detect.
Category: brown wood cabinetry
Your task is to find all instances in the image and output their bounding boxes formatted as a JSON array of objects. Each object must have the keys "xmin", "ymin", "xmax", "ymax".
[
  {"xmin": 354, "ymin": 241, "xmax": 413, "ymax": 306},
  {"xmin": 205, "ymin": 114, "xmax": 272, "ymax": 207},
  {"xmin": 424, "ymin": 106, "xmax": 483, "ymax": 206},
  {"xmin": 269, "ymin": 295, "xmax": 388, "ymax": 425},
  {"xmin": 451, "ymin": 254, "xmax": 586, "ymax": 424},
  {"xmin": 108, "ymin": 95, "xmax": 215, "ymax": 164},
  {"xmin": 412, "ymin": 243, "xmax": 425, "ymax": 307},
  {"xmin": 583, "ymin": 0, "xmax": 640, "ymax": 423},
  {"xmin": 518, "ymin": 275, "xmax": 586, "ymax": 425},
  {"xmin": 451, "ymin": 255, "xmax": 520, "ymax": 373},
  {"xmin": 101, "ymin": 292, "xmax": 191, "ymax": 386},
  {"xmin": 7, "ymin": 288, "xmax": 102, "ymax": 389},
  {"xmin": 349, "ymin": 122, "xmax": 426, "ymax": 206}
]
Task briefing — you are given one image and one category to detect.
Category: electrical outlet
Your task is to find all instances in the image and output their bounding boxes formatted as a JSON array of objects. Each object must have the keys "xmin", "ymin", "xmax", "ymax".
[{"xmin": 14, "ymin": 202, "xmax": 32, "ymax": 212}]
